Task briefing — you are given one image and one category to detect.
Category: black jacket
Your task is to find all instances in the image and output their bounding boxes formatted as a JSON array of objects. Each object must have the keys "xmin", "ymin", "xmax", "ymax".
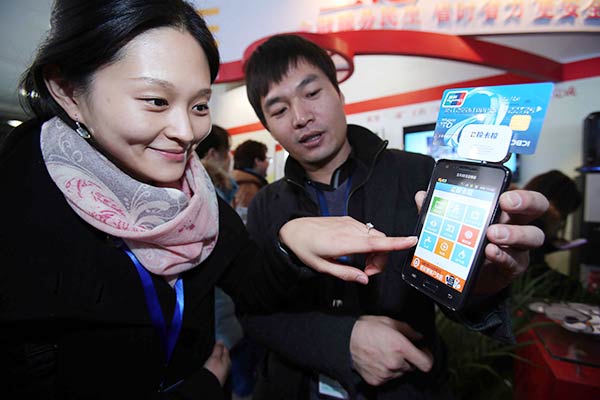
[
  {"xmin": 244, "ymin": 125, "xmax": 511, "ymax": 399},
  {"xmin": 0, "ymin": 119, "xmax": 301, "ymax": 399}
]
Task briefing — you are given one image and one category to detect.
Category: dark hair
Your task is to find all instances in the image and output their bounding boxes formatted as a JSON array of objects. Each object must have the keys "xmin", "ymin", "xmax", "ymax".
[
  {"xmin": 524, "ymin": 170, "xmax": 582, "ymax": 216},
  {"xmin": 19, "ymin": 0, "xmax": 220, "ymax": 123},
  {"xmin": 195, "ymin": 125, "xmax": 230, "ymax": 159},
  {"xmin": 244, "ymin": 34, "xmax": 339, "ymax": 127},
  {"xmin": 234, "ymin": 140, "xmax": 267, "ymax": 170}
]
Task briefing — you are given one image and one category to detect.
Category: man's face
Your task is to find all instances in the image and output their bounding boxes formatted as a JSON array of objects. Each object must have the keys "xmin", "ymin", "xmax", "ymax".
[
  {"xmin": 254, "ymin": 156, "xmax": 269, "ymax": 177},
  {"xmin": 260, "ymin": 60, "xmax": 350, "ymax": 178}
]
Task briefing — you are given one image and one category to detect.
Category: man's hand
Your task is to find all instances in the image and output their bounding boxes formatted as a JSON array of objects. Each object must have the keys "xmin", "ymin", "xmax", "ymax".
[
  {"xmin": 349, "ymin": 316, "xmax": 433, "ymax": 386},
  {"xmin": 203, "ymin": 341, "xmax": 231, "ymax": 387},
  {"xmin": 279, "ymin": 216, "xmax": 417, "ymax": 285},
  {"xmin": 415, "ymin": 189, "xmax": 548, "ymax": 295}
]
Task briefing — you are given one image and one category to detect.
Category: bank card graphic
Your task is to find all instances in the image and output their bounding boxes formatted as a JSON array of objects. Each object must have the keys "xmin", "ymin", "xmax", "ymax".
[
  {"xmin": 411, "ymin": 182, "xmax": 495, "ymax": 292},
  {"xmin": 442, "ymin": 90, "xmax": 468, "ymax": 107},
  {"xmin": 435, "ymin": 82, "xmax": 554, "ymax": 155}
]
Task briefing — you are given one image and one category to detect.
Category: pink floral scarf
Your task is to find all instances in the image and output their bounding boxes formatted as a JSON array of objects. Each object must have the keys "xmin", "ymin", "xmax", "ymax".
[{"xmin": 40, "ymin": 117, "xmax": 219, "ymax": 276}]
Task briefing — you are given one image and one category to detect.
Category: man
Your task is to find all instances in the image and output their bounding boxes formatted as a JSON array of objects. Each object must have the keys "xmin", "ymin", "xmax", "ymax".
[
  {"xmin": 196, "ymin": 124, "xmax": 238, "ymax": 205},
  {"xmin": 242, "ymin": 34, "xmax": 547, "ymax": 399},
  {"xmin": 232, "ymin": 139, "xmax": 270, "ymax": 218},
  {"xmin": 523, "ymin": 169, "xmax": 583, "ymax": 263}
]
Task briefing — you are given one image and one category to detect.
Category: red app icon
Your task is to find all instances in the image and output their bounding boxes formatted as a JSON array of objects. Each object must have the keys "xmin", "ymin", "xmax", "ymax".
[{"xmin": 458, "ymin": 225, "xmax": 480, "ymax": 248}]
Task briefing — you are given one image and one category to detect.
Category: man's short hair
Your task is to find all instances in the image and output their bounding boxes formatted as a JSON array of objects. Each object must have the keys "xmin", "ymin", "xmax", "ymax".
[
  {"xmin": 195, "ymin": 125, "xmax": 230, "ymax": 159},
  {"xmin": 244, "ymin": 34, "xmax": 339, "ymax": 128},
  {"xmin": 233, "ymin": 140, "xmax": 268, "ymax": 170},
  {"xmin": 524, "ymin": 170, "xmax": 582, "ymax": 217}
]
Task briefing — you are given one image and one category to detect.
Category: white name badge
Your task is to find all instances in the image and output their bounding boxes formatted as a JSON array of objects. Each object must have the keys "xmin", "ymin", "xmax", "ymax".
[
  {"xmin": 457, "ymin": 124, "xmax": 512, "ymax": 163},
  {"xmin": 318, "ymin": 374, "xmax": 349, "ymax": 399}
]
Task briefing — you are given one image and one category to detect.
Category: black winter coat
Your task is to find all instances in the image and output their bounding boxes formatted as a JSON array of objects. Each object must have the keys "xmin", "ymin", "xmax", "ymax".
[{"xmin": 0, "ymin": 119, "xmax": 301, "ymax": 399}]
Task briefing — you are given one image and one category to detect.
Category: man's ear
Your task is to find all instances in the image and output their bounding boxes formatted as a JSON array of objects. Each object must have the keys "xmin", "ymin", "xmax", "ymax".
[
  {"xmin": 206, "ymin": 148, "xmax": 218, "ymax": 160},
  {"xmin": 43, "ymin": 65, "xmax": 83, "ymax": 122}
]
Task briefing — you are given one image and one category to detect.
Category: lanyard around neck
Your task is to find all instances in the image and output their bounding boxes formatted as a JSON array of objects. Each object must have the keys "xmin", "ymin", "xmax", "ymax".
[
  {"xmin": 313, "ymin": 175, "xmax": 352, "ymax": 218},
  {"xmin": 120, "ymin": 242, "xmax": 184, "ymax": 365}
]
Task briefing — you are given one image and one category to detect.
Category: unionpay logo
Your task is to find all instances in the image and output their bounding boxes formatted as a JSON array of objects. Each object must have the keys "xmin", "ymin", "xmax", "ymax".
[{"xmin": 442, "ymin": 90, "xmax": 468, "ymax": 107}]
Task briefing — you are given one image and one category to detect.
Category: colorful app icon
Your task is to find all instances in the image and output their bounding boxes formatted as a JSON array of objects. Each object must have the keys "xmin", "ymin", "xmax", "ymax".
[
  {"xmin": 434, "ymin": 238, "xmax": 454, "ymax": 259},
  {"xmin": 458, "ymin": 225, "xmax": 480, "ymax": 248},
  {"xmin": 418, "ymin": 231, "xmax": 437, "ymax": 252},
  {"xmin": 424, "ymin": 214, "xmax": 443, "ymax": 234},
  {"xmin": 451, "ymin": 243, "xmax": 474, "ymax": 268},
  {"xmin": 440, "ymin": 220, "xmax": 460, "ymax": 241},
  {"xmin": 430, "ymin": 197, "xmax": 448, "ymax": 216},
  {"xmin": 446, "ymin": 201, "xmax": 466, "ymax": 221},
  {"xmin": 464, "ymin": 205, "xmax": 486, "ymax": 228}
]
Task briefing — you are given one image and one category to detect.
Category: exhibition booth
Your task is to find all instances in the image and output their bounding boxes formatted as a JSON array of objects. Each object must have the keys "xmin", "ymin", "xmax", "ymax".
[
  {"xmin": 197, "ymin": 2, "xmax": 600, "ymax": 398},
  {"xmin": 1, "ymin": 1, "xmax": 598, "ymax": 398}
]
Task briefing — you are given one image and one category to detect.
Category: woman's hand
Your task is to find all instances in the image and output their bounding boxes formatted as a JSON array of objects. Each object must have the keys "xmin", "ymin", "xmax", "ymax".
[
  {"xmin": 203, "ymin": 341, "xmax": 231, "ymax": 387},
  {"xmin": 279, "ymin": 216, "xmax": 417, "ymax": 285}
]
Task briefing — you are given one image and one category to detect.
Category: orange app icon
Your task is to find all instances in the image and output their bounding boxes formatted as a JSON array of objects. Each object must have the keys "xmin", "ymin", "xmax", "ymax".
[
  {"xmin": 458, "ymin": 225, "xmax": 480, "ymax": 248},
  {"xmin": 434, "ymin": 238, "xmax": 454, "ymax": 259}
]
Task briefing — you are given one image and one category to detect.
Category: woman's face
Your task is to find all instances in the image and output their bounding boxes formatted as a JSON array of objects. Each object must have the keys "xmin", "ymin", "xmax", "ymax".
[{"xmin": 71, "ymin": 27, "xmax": 213, "ymax": 188}]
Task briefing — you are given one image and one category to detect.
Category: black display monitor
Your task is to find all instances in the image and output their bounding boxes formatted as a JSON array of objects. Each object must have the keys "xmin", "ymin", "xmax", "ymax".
[{"xmin": 402, "ymin": 123, "xmax": 520, "ymax": 182}]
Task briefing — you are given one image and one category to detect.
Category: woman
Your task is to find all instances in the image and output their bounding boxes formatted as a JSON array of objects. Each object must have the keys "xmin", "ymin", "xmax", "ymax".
[{"xmin": 0, "ymin": 1, "xmax": 415, "ymax": 398}]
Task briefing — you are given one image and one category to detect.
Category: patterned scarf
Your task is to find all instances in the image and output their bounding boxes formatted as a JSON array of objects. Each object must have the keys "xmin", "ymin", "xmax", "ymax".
[{"xmin": 40, "ymin": 117, "xmax": 219, "ymax": 276}]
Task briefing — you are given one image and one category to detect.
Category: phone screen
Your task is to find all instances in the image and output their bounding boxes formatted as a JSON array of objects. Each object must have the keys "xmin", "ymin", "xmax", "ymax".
[{"xmin": 409, "ymin": 167, "xmax": 504, "ymax": 293}]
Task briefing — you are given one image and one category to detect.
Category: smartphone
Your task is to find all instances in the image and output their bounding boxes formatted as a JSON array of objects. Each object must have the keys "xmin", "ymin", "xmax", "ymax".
[{"xmin": 402, "ymin": 159, "xmax": 511, "ymax": 311}]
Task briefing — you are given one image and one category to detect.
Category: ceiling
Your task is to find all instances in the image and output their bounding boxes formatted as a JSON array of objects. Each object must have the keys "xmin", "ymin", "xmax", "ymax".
[
  {"xmin": 1, "ymin": 0, "xmax": 599, "ymax": 121},
  {"xmin": 0, "ymin": 0, "xmax": 53, "ymax": 118}
]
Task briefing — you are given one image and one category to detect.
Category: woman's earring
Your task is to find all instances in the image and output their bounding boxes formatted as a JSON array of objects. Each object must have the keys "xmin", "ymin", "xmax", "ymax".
[{"xmin": 75, "ymin": 121, "xmax": 91, "ymax": 140}]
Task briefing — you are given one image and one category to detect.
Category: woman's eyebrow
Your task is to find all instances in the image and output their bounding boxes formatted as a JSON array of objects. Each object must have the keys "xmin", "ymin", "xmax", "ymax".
[
  {"xmin": 129, "ymin": 77, "xmax": 212, "ymax": 97},
  {"xmin": 130, "ymin": 76, "xmax": 175, "ymax": 89}
]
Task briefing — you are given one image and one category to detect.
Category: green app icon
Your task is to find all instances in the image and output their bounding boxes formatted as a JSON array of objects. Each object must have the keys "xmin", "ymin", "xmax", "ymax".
[{"xmin": 430, "ymin": 197, "xmax": 448, "ymax": 216}]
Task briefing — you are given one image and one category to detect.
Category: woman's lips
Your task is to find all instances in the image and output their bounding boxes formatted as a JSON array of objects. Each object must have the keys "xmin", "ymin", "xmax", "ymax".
[{"xmin": 152, "ymin": 148, "xmax": 186, "ymax": 161}]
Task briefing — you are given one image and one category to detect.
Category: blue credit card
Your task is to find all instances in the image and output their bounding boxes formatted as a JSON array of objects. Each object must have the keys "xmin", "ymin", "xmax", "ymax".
[{"xmin": 434, "ymin": 82, "xmax": 554, "ymax": 155}]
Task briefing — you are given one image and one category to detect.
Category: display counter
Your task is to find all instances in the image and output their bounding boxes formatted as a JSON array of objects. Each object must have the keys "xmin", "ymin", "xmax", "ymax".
[{"xmin": 514, "ymin": 314, "xmax": 600, "ymax": 399}]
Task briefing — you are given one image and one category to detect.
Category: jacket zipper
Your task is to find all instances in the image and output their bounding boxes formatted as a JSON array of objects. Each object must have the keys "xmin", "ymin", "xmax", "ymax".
[
  {"xmin": 284, "ymin": 177, "xmax": 320, "ymax": 214},
  {"xmin": 344, "ymin": 140, "xmax": 388, "ymax": 214},
  {"xmin": 284, "ymin": 140, "xmax": 389, "ymax": 215}
]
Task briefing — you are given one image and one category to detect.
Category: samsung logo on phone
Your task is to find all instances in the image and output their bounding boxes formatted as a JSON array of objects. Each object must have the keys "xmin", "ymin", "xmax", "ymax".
[{"xmin": 456, "ymin": 173, "xmax": 477, "ymax": 180}]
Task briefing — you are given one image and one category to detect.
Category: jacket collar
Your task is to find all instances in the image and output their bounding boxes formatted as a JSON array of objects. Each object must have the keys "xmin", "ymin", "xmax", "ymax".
[
  {"xmin": 233, "ymin": 168, "xmax": 268, "ymax": 187},
  {"xmin": 283, "ymin": 124, "xmax": 388, "ymax": 185}
]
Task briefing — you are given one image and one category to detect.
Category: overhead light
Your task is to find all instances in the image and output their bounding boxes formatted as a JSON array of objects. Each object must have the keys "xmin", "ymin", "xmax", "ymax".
[{"xmin": 7, "ymin": 119, "xmax": 22, "ymax": 127}]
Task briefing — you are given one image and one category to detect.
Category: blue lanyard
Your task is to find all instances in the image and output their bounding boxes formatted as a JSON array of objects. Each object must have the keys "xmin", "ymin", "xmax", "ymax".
[
  {"xmin": 120, "ymin": 243, "xmax": 184, "ymax": 365},
  {"xmin": 313, "ymin": 175, "xmax": 352, "ymax": 218}
]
